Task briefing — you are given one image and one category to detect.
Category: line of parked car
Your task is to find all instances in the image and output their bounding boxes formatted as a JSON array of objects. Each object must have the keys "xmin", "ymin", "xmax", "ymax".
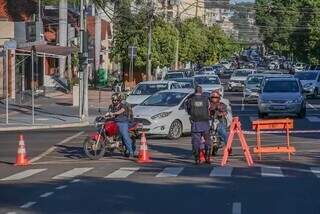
[{"xmin": 124, "ymin": 67, "xmax": 320, "ymax": 138}]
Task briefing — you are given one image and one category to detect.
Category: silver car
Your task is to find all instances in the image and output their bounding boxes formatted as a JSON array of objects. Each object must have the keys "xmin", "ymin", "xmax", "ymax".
[
  {"xmin": 228, "ymin": 69, "xmax": 255, "ymax": 91},
  {"xmin": 295, "ymin": 71, "xmax": 320, "ymax": 98},
  {"xmin": 244, "ymin": 74, "xmax": 265, "ymax": 103},
  {"xmin": 258, "ymin": 77, "xmax": 306, "ymax": 118}
]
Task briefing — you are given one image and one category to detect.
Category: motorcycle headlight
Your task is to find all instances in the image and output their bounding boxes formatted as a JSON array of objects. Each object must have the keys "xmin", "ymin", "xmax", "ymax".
[
  {"xmin": 151, "ymin": 111, "xmax": 172, "ymax": 120},
  {"xmin": 304, "ymin": 83, "xmax": 313, "ymax": 88}
]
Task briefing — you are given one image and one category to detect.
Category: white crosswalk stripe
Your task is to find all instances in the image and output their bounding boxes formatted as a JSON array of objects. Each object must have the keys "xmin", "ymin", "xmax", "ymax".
[
  {"xmin": 0, "ymin": 169, "xmax": 47, "ymax": 181},
  {"xmin": 209, "ymin": 166, "xmax": 233, "ymax": 177},
  {"xmin": 156, "ymin": 167, "xmax": 184, "ymax": 178},
  {"xmin": 310, "ymin": 167, "xmax": 320, "ymax": 178},
  {"xmin": 105, "ymin": 167, "xmax": 140, "ymax": 178},
  {"xmin": 306, "ymin": 116, "xmax": 320, "ymax": 123},
  {"xmin": 2, "ymin": 166, "xmax": 320, "ymax": 181},
  {"xmin": 52, "ymin": 167, "xmax": 93, "ymax": 180},
  {"xmin": 261, "ymin": 166, "xmax": 284, "ymax": 177}
]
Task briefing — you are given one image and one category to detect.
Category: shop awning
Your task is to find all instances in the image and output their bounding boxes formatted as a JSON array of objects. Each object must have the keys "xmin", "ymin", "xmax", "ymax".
[{"xmin": 17, "ymin": 44, "xmax": 77, "ymax": 56}]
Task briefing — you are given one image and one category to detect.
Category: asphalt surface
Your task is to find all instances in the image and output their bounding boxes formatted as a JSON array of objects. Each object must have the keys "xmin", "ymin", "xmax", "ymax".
[{"xmin": 0, "ymin": 90, "xmax": 320, "ymax": 214}]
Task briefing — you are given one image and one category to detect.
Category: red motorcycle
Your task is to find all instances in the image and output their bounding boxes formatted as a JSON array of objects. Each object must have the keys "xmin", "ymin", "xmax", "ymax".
[{"xmin": 83, "ymin": 114, "xmax": 141, "ymax": 160}]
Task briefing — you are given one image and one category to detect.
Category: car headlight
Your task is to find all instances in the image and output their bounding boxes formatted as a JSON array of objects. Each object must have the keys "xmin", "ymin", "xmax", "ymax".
[
  {"xmin": 151, "ymin": 111, "xmax": 172, "ymax": 120},
  {"xmin": 259, "ymin": 98, "xmax": 269, "ymax": 103},
  {"xmin": 245, "ymin": 88, "xmax": 252, "ymax": 93},
  {"xmin": 287, "ymin": 98, "xmax": 301, "ymax": 104},
  {"xmin": 304, "ymin": 83, "xmax": 314, "ymax": 88}
]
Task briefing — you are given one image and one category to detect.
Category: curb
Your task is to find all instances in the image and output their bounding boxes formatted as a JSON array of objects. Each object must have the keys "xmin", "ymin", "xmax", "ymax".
[{"xmin": 0, "ymin": 121, "xmax": 90, "ymax": 132}]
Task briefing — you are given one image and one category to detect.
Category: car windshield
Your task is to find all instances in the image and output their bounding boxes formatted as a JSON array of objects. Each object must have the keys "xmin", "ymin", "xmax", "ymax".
[
  {"xmin": 295, "ymin": 72, "xmax": 318, "ymax": 80},
  {"xmin": 173, "ymin": 79, "xmax": 194, "ymax": 88},
  {"xmin": 247, "ymin": 76, "xmax": 264, "ymax": 84},
  {"xmin": 141, "ymin": 92, "xmax": 188, "ymax": 106},
  {"xmin": 194, "ymin": 76, "xmax": 220, "ymax": 85},
  {"xmin": 263, "ymin": 80, "xmax": 299, "ymax": 93},
  {"xmin": 132, "ymin": 83, "xmax": 168, "ymax": 95},
  {"xmin": 233, "ymin": 70, "xmax": 252, "ymax": 77},
  {"xmin": 165, "ymin": 73, "xmax": 183, "ymax": 79}
]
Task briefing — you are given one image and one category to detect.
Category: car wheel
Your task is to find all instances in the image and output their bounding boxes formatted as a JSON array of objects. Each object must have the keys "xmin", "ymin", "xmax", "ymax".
[
  {"xmin": 168, "ymin": 120, "xmax": 183, "ymax": 140},
  {"xmin": 258, "ymin": 111, "xmax": 267, "ymax": 118},
  {"xmin": 297, "ymin": 107, "xmax": 306, "ymax": 118},
  {"xmin": 313, "ymin": 88, "xmax": 318, "ymax": 98}
]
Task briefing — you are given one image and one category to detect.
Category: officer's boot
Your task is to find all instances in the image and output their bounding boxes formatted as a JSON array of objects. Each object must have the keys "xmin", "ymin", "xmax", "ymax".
[
  {"xmin": 205, "ymin": 148, "xmax": 211, "ymax": 164},
  {"xmin": 194, "ymin": 149, "xmax": 200, "ymax": 165}
]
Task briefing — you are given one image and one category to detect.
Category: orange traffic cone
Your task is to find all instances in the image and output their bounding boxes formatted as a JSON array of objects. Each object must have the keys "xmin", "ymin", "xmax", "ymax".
[
  {"xmin": 199, "ymin": 149, "xmax": 206, "ymax": 163},
  {"xmin": 137, "ymin": 132, "xmax": 152, "ymax": 163},
  {"xmin": 15, "ymin": 134, "xmax": 29, "ymax": 166}
]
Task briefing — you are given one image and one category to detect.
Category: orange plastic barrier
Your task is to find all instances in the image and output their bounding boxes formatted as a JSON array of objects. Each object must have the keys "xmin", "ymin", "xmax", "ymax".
[
  {"xmin": 252, "ymin": 118, "xmax": 296, "ymax": 160},
  {"xmin": 221, "ymin": 117, "xmax": 254, "ymax": 167}
]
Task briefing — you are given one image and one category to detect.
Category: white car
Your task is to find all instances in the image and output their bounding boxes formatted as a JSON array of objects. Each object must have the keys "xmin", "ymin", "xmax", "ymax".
[
  {"xmin": 220, "ymin": 61, "xmax": 232, "ymax": 69},
  {"xmin": 193, "ymin": 74, "xmax": 224, "ymax": 96},
  {"xmin": 293, "ymin": 63, "xmax": 305, "ymax": 72},
  {"xmin": 133, "ymin": 89, "xmax": 232, "ymax": 139},
  {"xmin": 163, "ymin": 71, "xmax": 185, "ymax": 80},
  {"xmin": 126, "ymin": 81, "xmax": 181, "ymax": 106},
  {"xmin": 228, "ymin": 69, "xmax": 256, "ymax": 92}
]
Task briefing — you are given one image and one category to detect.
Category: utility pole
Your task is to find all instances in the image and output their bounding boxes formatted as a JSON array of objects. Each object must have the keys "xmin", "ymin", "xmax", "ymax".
[
  {"xmin": 175, "ymin": 3, "xmax": 180, "ymax": 70},
  {"xmin": 195, "ymin": 0, "xmax": 199, "ymax": 17},
  {"xmin": 95, "ymin": 5, "xmax": 102, "ymax": 72},
  {"xmin": 146, "ymin": 0, "xmax": 154, "ymax": 81},
  {"xmin": 59, "ymin": 0, "xmax": 68, "ymax": 78},
  {"xmin": 79, "ymin": 0, "xmax": 89, "ymax": 120}
]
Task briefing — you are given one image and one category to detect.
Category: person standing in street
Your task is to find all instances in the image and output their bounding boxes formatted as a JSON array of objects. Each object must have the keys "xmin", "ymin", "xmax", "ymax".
[{"xmin": 186, "ymin": 86, "xmax": 211, "ymax": 164}]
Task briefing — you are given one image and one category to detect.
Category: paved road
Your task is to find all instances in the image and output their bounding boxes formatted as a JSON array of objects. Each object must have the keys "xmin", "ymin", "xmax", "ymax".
[{"xmin": 1, "ymin": 92, "xmax": 320, "ymax": 214}]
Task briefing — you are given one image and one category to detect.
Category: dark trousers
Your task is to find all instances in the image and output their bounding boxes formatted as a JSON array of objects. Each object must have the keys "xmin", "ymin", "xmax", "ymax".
[{"xmin": 191, "ymin": 131, "xmax": 211, "ymax": 152}]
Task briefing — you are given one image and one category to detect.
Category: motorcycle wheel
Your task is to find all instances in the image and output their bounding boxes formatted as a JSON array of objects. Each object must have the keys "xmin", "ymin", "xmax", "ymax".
[
  {"xmin": 211, "ymin": 143, "xmax": 219, "ymax": 156},
  {"xmin": 83, "ymin": 137, "xmax": 106, "ymax": 160}
]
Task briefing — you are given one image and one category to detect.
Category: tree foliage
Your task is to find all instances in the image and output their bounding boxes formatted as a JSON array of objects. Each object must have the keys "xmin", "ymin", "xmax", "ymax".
[{"xmin": 256, "ymin": 0, "xmax": 320, "ymax": 64}]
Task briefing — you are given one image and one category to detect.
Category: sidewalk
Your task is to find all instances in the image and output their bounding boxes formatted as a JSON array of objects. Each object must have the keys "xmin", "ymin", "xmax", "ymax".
[{"xmin": 0, "ymin": 89, "xmax": 113, "ymax": 131}]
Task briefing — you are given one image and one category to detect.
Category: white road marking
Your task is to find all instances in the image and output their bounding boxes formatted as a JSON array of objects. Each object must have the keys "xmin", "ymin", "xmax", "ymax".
[
  {"xmin": 306, "ymin": 116, "xmax": 320, "ymax": 123},
  {"xmin": 307, "ymin": 103, "xmax": 320, "ymax": 110},
  {"xmin": 106, "ymin": 167, "xmax": 140, "ymax": 178},
  {"xmin": 6, "ymin": 212, "xmax": 16, "ymax": 214},
  {"xmin": 232, "ymin": 202, "xmax": 241, "ymax": 214},
  {"xmin": 209, "ymin": 166, "xmax": 233, "ymax": 177},
  {"xmin": 36, "ymin": 118, "xmax": 50, "ymax": 121},
  {"xmin": 40, "ymin": 192, "xmax": 54, "ymax": 198},
  {"xmin": 310, "ymin": 167, "xmax": 320, "ymax": 178},
  {"xmin": 261, "ymin": 166, "xmax": 284, "ymax": 177},
  {"xmin": 20, "ymin": 201, "xmax": 37, "ymax": 208},
  {"xmin": 52, "ymin": 167, "xmax": 93, "ymax": 180},
  {"xmin": 29, "ymin": 131, "xmax": 84, "ymax": 163},
  {"xmin": 70, "ymin": 179, "xmax": 81, "ymax": 183},
  {"xmin": 56, "ymin": 185, "xmax": 68, "ymax": 190},
  {"xmin": 156, "ymin": 167, "xmax": 184, "ymax": 178},
  {"xmin": 0, "ymin": 169, "xmax": 47, "ymax": 181}
]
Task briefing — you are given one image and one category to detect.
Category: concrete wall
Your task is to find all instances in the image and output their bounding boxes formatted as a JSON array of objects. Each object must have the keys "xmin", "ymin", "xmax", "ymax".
[{"xmin": 0, "ymin": 22, "xmax": 14, "ymax": 46}]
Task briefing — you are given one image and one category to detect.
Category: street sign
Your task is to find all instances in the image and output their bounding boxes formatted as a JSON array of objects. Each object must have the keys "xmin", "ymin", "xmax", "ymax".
[
  {"xmin": 4, "ymin": 40, "xmax": 17, "ymax": 50},
  {"xmin": 128, "ymin": 46, "xmax": 137, "ymax": 58}
]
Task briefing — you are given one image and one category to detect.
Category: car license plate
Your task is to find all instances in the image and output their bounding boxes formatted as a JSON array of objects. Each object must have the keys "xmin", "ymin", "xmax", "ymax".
[{"xmin": 272, "ymin": 105, "xmax": 286, "ymax": 110}]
